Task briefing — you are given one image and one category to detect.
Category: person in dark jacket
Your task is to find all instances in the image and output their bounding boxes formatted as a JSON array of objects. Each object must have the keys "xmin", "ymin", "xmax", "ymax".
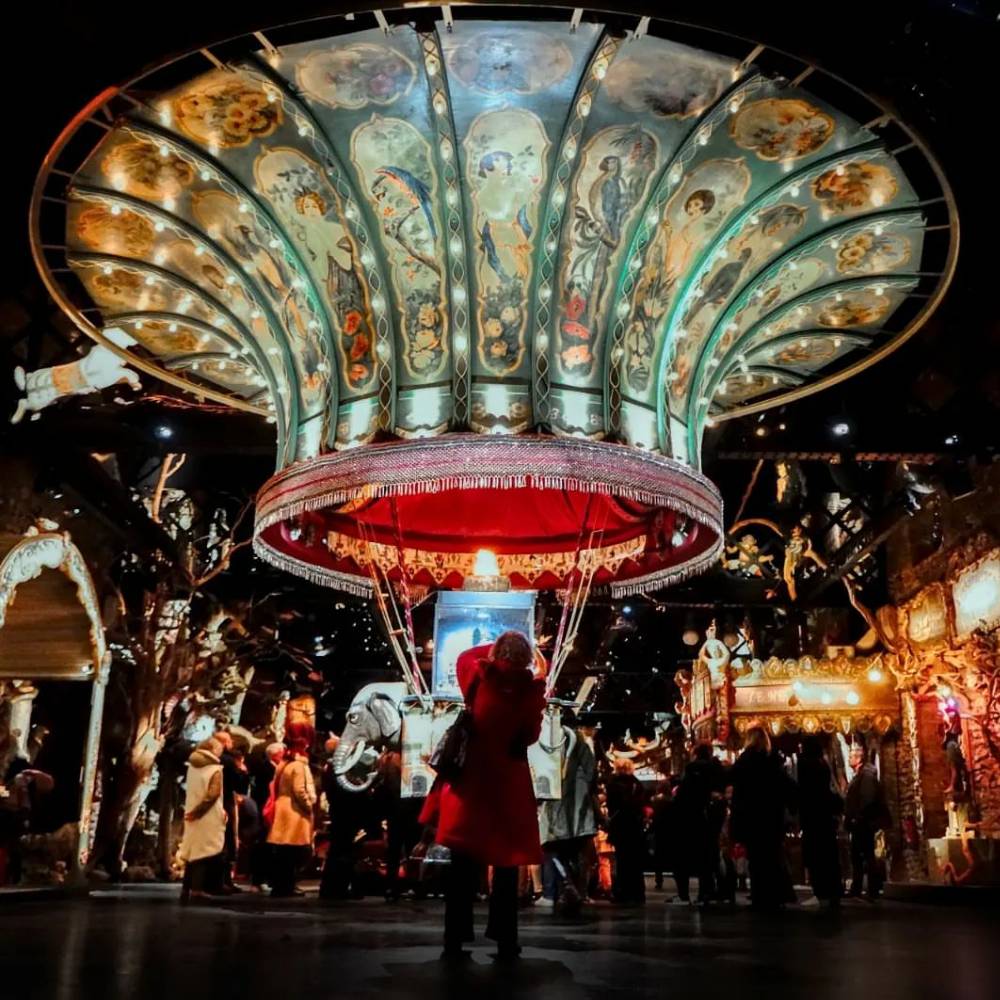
[
  {"xmin": 247, "ymin": 741, "xmax": 283, "ymax": 890},
  {"xmin": 649, "ymin": 772, "xmax": 676, "ymax": 893},
  {"xmin": 606, "ymin": 758, "xmax": 648, "ymax": 905},
  {"xmin": 215, "ymin": 730, "xmax": 250, "ymax": 893},
  {"xmin": 731, "ymin": 727, "xmax": 796, "ymax": 910},
  {"xmin": 845, "ymin": 745, "xmax": 888, "ymax": 900},
  {"xmin": 538, "ymin": 724, "xmax": 598, "ymax": 911},
  {"xmin": 797, "ymin": 736, "xmax": 843, "ymax": 906},
  {"xmin": 420, "ymin": 631, "xmax": 546, "ymax": 961},
  {"xmin": 674, "ymin": 744, "xmax": 725, "ymax": 904},
  {"xmin": 319, "ymin": 735, "xmax": 370, "ymax": 901}
]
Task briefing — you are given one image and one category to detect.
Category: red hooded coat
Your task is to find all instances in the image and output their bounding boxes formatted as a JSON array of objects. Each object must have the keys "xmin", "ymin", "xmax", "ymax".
[{"xmin": 421, "ymin": 644, "xmax": 546, "ymax": 867}]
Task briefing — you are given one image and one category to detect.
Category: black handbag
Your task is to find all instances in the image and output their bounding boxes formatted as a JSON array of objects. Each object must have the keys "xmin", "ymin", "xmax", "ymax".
[{"xmin": 429, "ymin": 673, "xmax": 481, "ymax": 784}]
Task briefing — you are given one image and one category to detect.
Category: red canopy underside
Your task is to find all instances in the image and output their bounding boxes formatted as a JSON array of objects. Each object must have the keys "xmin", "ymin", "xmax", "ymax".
[
  {"xmin": 260, "ymin": 484, "xmax": 717, "ymax": 591},
  {"xmin": 334, "ymin": 488, "xmax": 651, "ymax": 551}
]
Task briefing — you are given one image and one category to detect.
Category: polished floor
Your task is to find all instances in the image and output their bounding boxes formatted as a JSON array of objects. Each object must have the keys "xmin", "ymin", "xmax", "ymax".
[{"xmin": 1, "ymin": 883, "xmax": 997, "ymax": 999}]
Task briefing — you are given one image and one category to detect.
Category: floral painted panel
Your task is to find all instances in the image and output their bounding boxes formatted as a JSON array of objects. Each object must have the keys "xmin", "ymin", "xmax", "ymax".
[
  {"xmin": 101, "ymin": 139, "xmax": 196, "ymax": 200},
  {"xmin": 296, "ymin": 42, "xmax": 416, "ymax": 110},
  {"xmin": 750, "ymin": 331, "xmax": 871, "ymax": 372},
  {"xmin": 554, "ymin": 124, "xmax": 658, "ymax": 381},
  {"xmin": 713, "ymin": 282, "xmax": 914, "ymax": 396},
  {"xmin": 464, "ymin": 109, "xmax": 550, "ymax": 375},
  {"xmin": 351, "ymin": 115, "xmax": 447, "ymax": 379},
  {"xmin": 172, "ymin": 71, "xmax": 282, "ymax": 149},
  {"xmin": 835, "ymin": 231, "xmax": 911, "ymax": 274},
  {"xmin": 254, "ymin": 146, "xmax": 378, "ymax": 393},
  {"xmin": 730, "ymin": 99, "xmax": 834, "ymax": 162},
  {"xmin": 811, "ymin": 160, "xmax": 898, "ymax": 217}
]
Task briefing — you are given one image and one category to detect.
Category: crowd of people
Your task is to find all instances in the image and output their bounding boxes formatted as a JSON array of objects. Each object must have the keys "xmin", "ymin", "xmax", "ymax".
[{"xmin": 175, "ymin": 632, "xmax": 893, "ymax": 958}]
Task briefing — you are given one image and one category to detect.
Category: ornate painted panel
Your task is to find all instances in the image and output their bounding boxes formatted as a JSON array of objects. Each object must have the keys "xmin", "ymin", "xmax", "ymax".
[{"xmin": 44, "ymin": 13, "xmax": 952, "ymax": 473}]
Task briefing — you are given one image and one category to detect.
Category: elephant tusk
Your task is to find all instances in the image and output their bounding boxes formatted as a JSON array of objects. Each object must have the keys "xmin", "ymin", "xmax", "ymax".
[{"xmin": 333, "ymin": 738, "xmax": 367, "ymax": 775}]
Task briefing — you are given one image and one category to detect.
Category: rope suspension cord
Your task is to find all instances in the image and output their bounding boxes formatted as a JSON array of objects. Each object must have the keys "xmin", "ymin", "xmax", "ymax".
[
  {"xmin": 546, "ymin": 496, "xmax": 609, "ymax": 698},
  {"xmin": 357, "ymin": 517, "xmax": 425, "ymax": 696},
  {"xmin": 548, "ymin": 494, "xmax": 594, "ymax": 694},
  {"xmin": 388, "ymin": 496, "xmax": 428, "ymax": 695}
]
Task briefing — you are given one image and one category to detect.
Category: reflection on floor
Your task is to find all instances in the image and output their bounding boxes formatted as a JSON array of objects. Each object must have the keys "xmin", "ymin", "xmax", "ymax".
[{"xmin": 0, "ymin": 882, "xmax": 997, "ymax": 999}]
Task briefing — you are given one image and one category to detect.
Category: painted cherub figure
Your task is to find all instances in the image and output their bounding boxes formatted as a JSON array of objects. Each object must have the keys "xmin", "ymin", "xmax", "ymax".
[{"xmin": 725, "ymin": 533, "xmax": 775, "ymax": 578}]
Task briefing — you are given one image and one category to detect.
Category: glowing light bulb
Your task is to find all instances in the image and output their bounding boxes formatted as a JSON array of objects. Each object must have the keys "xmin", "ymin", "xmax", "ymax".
[
  {"xmin": 473, "ymin": 549, "xmax": 500, "ymax": 577},
  {"xmin": 867, "ymin": 667, "xmax": 884, "ymax": 683},
  {"xmin": 846, "ymin": 690, "xmax": 860, "ymax": 706}
]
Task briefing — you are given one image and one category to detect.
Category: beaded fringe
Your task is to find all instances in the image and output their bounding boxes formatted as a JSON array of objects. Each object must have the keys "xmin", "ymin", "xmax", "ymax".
[
  {"xmin": 256, "ymin": 471, "xmax": 721, "ymax": 537},
  {"xmin": 609, "ymin": 536, "xmax": 725, "ymax": 597},
  {"xmin": 252, "ymin": 537, "xmax": 374, "ymax": 597}
]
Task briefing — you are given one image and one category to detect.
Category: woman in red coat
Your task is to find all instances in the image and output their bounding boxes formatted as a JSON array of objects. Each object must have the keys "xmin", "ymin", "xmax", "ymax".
[{"xmin": 422, "ymin": 630, "xmax": 546, "ymax": 961}]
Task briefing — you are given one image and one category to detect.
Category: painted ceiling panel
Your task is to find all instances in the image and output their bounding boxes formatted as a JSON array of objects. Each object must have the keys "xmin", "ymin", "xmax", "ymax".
[{"xmin": 46, "ymin": 13, "xmax": 952, "ymax": 475}]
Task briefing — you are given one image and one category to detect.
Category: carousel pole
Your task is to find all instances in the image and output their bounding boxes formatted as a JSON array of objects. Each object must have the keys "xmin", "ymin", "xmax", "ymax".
[{"xmin": 72, "ymin": 651, "xmax": 111, "ymax": 884}]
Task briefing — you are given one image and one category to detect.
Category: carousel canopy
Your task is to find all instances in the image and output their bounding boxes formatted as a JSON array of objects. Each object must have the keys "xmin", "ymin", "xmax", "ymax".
[{"xmin": 32, "ymin": 6, "xmax": 955, "ymax": 594}]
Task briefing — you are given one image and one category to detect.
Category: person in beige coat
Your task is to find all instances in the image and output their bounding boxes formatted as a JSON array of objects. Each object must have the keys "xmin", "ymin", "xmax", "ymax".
[
  {"xmin": 267, "ymin": 723, "xmax": 317, "ymax": 897},
  {"xmin": 179, "ymin": 737, "xmax": 226, "ymax": 901}
]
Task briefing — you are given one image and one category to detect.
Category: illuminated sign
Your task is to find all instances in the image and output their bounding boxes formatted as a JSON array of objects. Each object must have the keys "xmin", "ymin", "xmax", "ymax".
[{"xmin": 952, "ymin": 554, "xmax": 1000, "ymax": 640}]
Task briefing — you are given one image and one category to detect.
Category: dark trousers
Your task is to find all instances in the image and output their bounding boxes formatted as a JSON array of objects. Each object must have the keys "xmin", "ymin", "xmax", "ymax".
[
  {"xmin": 222, "ymin": 809, "xmax": 238, "ymax": 886},
  {"xmin": 183, "ymin": 853, "xmax": 224, "ymax": 895},
  {"xmin": 444, "ymin": 854, "xmax": 519, "ymax": 951},
  {"xmin": 320, "ymin": 815, "xmax": 365, "ymax": 898},
  {"xmin": 746, "ymin": 835, "xmax": 792, "ymax": 909},
  {"xmin": 270, "ymin": 845, "xmax": 305, "ymax": 896},
  {"xmin": 611, "ymin": 835, "xmax": 646, "ymax": 904},
  {"xmin": 675, "ymin": 848, "xmax": 721, "ymax": 902},
  {"xmin": 850, "ymin": 823, "xmax": 881, "ymax": 897},
  {"xmin": 384, "ymin": 802, "xmax": 420, "ymax": 897},
  {"xmin": 803, "ymin": 825, "xmax": 842, "ymax": 901},
  {"xmin": 542, "ymin": 838, "xmax": 588, "ymax": 908},
  {"xmin": 250, "ymin": 837, "xmax": 271, "ymax": 887}
]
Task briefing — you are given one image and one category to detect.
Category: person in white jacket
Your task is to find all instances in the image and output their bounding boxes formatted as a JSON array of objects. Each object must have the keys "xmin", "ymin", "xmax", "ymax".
[{"xmin": 179, "ymin": 737, "xmax": 226, "ymax": 901}]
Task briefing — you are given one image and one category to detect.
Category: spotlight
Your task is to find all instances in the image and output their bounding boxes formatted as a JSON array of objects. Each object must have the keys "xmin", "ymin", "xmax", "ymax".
[
  {"xmin": 831, "ymin": 421, "xmax": 850, "ymax": 437},
  {"xmin": 155, "ymin": 424, "xmax": 173, "ymax": 440},
  {"xmin": 944, "ymin": 434, "xmax": 959, "ymax": 446}
]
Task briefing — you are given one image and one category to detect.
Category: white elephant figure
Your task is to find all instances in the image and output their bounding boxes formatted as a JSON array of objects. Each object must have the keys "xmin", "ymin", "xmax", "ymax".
[
  {"xmin": 331, "ymin": 682, "xmax": 409, "ymax": 792},
  {"xmin": 11, "ymin": 340, "xmax": 140, "ymax": 424}
]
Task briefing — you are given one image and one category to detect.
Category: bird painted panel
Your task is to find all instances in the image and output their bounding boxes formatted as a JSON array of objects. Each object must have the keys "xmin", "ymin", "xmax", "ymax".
[{"xmin": 351, "ymin": 115, "xmax": 448, "ymax": 381}]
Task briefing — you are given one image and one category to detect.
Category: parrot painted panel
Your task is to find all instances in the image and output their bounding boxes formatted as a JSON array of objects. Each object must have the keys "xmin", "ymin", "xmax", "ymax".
[
  {"xmin": 351, "ymin": 115, "xmax": 448, "ymax": 379},
  {"xmin": 555, "ymin": 124, "xmax": 658, "ymax": 382},
  {"xmin": 254, "ymin": 146, "xmax": 378, "ymax": 393}
]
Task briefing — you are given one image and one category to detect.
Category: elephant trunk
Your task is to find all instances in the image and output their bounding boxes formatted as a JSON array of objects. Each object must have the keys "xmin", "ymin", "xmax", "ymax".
[{"xmin": 332, "ymin": 738, "xmax": 376, "ymax": 793}]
